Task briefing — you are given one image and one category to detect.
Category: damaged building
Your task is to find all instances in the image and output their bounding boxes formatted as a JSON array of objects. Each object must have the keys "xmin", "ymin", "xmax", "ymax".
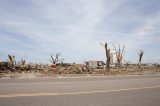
[{"xmin": 85, "ymin": 61, "xmax": 104, "ymax": 69}]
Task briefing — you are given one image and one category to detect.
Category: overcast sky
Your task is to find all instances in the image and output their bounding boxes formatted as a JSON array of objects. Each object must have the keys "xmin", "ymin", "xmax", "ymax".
[{"xmin": 0, "ymin": 0, "xmax": 160, "ymax": 64}]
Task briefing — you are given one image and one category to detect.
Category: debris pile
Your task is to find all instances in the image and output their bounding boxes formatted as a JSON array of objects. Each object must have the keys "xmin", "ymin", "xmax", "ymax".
[
  {"xmin": 0, "ymin": 54, "xmax": 160, "ymax": 78},
  {"xmin": 54, "ymin": 64, "xmax": 85, "ymax": 74},
  {"xmin": 0, "ymin": 55, "xmax": 50, "ymax": 73}
]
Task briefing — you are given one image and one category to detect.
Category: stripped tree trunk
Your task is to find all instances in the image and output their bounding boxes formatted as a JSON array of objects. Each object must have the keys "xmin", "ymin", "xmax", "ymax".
[
  {"xmin": 101, "ymin": 42, "xmax": 111, "ymax": 69},
  {"xmin": 8, "ymin": 55, "xmax": 15, "ymax": 66},
  {"xmin": 106, "ymin": 48, "xmax": 111, "ymax": 69},
  {"xmin": 138, "ymin": 50, "xmax": 144, "ymax": 66}
]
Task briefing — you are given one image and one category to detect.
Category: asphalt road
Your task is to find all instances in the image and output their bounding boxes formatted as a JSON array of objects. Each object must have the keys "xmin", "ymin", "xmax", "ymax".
[{"xmin": 0, "ymin": 75, "xmax": 160, "ymax": 106}]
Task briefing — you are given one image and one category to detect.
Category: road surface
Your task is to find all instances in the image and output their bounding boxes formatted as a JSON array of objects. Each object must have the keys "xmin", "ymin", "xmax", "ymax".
[{"xmin": 0, "ymin": 75, "xmax": 160, "ymax": 106}]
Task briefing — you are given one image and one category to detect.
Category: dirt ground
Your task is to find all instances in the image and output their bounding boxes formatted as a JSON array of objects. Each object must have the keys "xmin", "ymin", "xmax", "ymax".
[{"xmin": 0, "ymin": 66, "xmax": 160, "ymax": 78}]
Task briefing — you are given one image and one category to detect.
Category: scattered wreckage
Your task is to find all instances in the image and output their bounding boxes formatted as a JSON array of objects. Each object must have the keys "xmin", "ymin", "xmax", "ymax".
[{"xmin": 0, "ymin": 54, "xmax": 160, "ymax": 75}]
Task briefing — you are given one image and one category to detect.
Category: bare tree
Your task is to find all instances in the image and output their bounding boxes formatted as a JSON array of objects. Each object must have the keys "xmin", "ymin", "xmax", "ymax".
[
  {"xmin": 21, "ymin": 59, "xmax": 26, "ymax": 65},
  {"xmin": 113, "ymin": 44, "xmax": 125, "ymax": 67},
  {"xmin": 50, "ymin": 52, "xmax": 64, "ymax": 64},
  {"xmin": 138, "ymin": 50, "xmax": 144, "ymax": 66},
  {"xmin": 123, "ymin": 60, "xmax": 130, "ymax": 67},
  {"xmin": 100, "ymin": 42, "xmax": 111, "ymax": 69},
  {"xmin": 21, "ymin": 53, "xmax": 27, "ymax": 65}
]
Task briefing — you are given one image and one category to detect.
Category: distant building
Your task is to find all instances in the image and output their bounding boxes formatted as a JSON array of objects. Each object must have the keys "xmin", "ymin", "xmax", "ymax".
[
  {"xmin": 85, "ymin": 61, "xmax": 104, "ymax": 69},
  {"xmin": 110, "ymin": 52, "xmax": 117, "ymax": 65},
  {"xmin": 85, "ymin": 51, "xmax": 117, "ymax": 69}
]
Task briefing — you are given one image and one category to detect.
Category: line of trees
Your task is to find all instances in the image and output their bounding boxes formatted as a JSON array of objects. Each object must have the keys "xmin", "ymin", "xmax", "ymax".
[
  {"xmin": 100, "ymin": 42, "xmax": 144, "ymax": 70},
  {"xmin": 0, "ymin": 43, "xmax": 145, "ymax": 71}
]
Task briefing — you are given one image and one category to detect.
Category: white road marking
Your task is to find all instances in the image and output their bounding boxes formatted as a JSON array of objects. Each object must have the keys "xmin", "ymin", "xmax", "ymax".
[{"xmin": 0, "ymin": 85, "xmax": 160, "ymax": 98}]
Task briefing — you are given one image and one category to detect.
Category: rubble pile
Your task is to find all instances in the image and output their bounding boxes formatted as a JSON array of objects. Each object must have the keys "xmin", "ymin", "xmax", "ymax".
[
  {"xmin": 0, "ymin": 62, "xmax": 50, "ymax": 73},
  {"xmin": 0, "ymin": 55, "xmax": 160, "ymax": 78},
  {"xmin": 52, "ymin": 64, "xmax": 87, "ymax": 74}
]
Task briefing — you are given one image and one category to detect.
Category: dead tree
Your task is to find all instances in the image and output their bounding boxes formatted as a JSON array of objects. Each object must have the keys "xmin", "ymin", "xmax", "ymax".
[
  {"xmin": 100, "ymin": 42, "xmax": 111, "ymax": 69},
  {"xmin": 21, "ymin": 54, "xmax": 27, "ymax": 65},
  {"xmin": 138, "ymin": 50, "xmax": 144, "ymax": 66},
  {"xmin": 50, "ymin": 53, "xmax": 64, "ymax": 64},
  {"xmin": 123, "ymin": 60, "xmax": 130, "ymax": 67},
  {"xmin": 8, "ymin": 55, "xmax": 15, "ymax": 66},
  {"xmin": 21, "ymin": 59, "xmax": 26, "ymax": 65},
  {"xmin": 113, "ymin": 44, "xmax": 125, "ymax": 67},
  {"xmin": 50, "ymin": 52, "xmax": 64, "ymax": 72}
]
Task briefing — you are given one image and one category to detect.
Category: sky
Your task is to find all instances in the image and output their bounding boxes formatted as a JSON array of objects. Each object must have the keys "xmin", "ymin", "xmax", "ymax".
[{"xmin": 0, "ymin": 0, "xmax": 160, "ymax": 64}]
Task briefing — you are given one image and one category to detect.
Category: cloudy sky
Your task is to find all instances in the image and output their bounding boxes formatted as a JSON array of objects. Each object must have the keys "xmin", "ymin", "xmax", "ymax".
[{"xmin": 0, "ymin": 0, "xmax": 160, "ymax": 64}]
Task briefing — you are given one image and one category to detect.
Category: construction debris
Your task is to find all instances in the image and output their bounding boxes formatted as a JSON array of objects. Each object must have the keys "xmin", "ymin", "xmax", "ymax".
[
  {"xmin": 0, "ymin": 50, "xmax": 159, "ymax": 78},
  {"xmin": 85, "ymin": 61, "xmax": 104, "ymax": 69}
]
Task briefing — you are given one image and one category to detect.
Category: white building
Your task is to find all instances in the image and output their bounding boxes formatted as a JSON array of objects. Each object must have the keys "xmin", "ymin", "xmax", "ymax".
[{"xmin": 110, "ymin": 52, "xmax": 117, "ymax": 64}]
